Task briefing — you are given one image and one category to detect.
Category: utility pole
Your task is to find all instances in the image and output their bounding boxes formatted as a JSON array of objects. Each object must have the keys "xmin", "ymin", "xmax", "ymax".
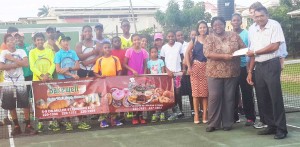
[{"xmin": 129, "ymin": 0, "xmax": 137, "ymax": 33}]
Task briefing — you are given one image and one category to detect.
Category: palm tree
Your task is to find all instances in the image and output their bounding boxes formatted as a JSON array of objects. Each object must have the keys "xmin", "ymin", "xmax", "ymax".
[{"xmin": 37, "ymin": 5, "xmax": 50, "ymax": 17}]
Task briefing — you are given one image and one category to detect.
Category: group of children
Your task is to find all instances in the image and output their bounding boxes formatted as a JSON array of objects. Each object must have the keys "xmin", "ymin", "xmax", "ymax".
[{"xmin": 0, "ymin": 19, "xmax": 195, "ymax": 136}]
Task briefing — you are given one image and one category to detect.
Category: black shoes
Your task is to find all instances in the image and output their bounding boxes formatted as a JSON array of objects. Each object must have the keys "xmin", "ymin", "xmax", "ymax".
[
  {"xmin": 24, "ymin": 125, "xmax": 38, "ymax": 135},
  {"xmin": 206, "ymin": 127, "xmax": 215, "ymax": 132},
  {"xmin": 11, "ymin": 126, "xmax": 22, "ymax": 136},
  {"xmin": 223, "ymin": 127, "xmax": 232, "ymax": 131},
  {"xmin": 257, "ymin": 127, "xmax": 276, "ymax": 135},
  {"xmin": 274, "ymin": 130, "xmax": 287, "ymax": 139}
]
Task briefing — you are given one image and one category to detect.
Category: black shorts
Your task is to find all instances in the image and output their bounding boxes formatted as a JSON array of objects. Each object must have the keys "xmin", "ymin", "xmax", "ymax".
[
  {"xmin": 78, "ymin": 69, "xmax": 94, "ymax": 78},
  {"xmin": 25, "ymin": 75, "xmax": 32, "ymax": 97},
  {"xmin": 1, "ymin": 86, "xmax": 29, "ymax": 110}
]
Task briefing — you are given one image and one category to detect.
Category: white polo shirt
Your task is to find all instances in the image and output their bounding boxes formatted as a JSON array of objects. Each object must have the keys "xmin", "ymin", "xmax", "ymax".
[
  {"xmin": 248, "ymin": 19, "xmax": 285, "ymax": 62},
  {"xmin": 160, "ymin": 42, "xmax": 182, "ymax": 72}
]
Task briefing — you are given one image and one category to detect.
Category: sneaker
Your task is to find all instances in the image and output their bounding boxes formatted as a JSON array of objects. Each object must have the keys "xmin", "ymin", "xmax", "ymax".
[
  {"xmin": 100, "ymin": 120, "xmax": 109, "ymax": 128},
  {"xmin": 11, "ymin": 126, "xmax": 22, "ymax": 136},
  {"xmin": 91, "ymin": 114, "xmax": 100, "ymax": 120},
  {"xmin": 151, "ymin": 114, "xmax": 158, "ymax": 123},
  {"xmin": 3, "ymin": 117, "xmax": 12, "ymax": 125},
  {"xmin": 48, "ymin": 121, "xmax": 60, "ymax": 132},
  {"xmin": 168, "ymin": 113, "xmax": 178, "ymax": 121},
  {"xmin": 37, "ymin": 122, "xmax": 44, "ymax": 133},
  {"xmin": 65, "ymin": 122, "xmax": 73, "ymax": 131},
  {"xmin": 191, "ymin": 110, "xmax": 195, "ymax": 117},
  {"xmin": 126, "ymin": 112, "xmax": 134, "ymax": 119},
  {"xmin": 78, "ymin": 122, "xmax": 91, "ymax": 130},
  {"xmin": 139, "ymin": 116, "xmax": 147, "ymax": 124},
  {"xmin": 24, "ymin": 125, "xmax": 37, "ymax": 135},
  {"xmin": 177, "ymin": 112, "xmax": 184, "ymax": 118},
  {"xmin": 132, "ymin": 118, "xmax": 139, "ymax": 125},
  {"xmin": 160, "ymin": 113, "xmax": 165, "ymax": 122},
  {"xmin": 245, "ymin": 120, "xmax": 254, "ymax": 126},
  {"xmin": 253, "ymin": 122, "xmax": 268, "ymax": 129},
  {"xmin": 235, "ymin": 119, "xmax": 241, "ymax": 123},
  {"xmin": 113, "ymin": 119, "xmax": 123, "ymax": 126}
]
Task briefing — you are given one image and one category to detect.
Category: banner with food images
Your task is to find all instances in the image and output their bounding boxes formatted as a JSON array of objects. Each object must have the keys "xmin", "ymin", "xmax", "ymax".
[{"xmin": 33, "ymin": 75, "xmax": 175, "ymax": 119}]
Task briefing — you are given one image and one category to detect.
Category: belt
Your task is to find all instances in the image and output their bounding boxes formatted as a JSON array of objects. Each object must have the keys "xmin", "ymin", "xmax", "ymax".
[{"xmin": 255, "ymin": 57, "xmax": 279, "ymax": 66}]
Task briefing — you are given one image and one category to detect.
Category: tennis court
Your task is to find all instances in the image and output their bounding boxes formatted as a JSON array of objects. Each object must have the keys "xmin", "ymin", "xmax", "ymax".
[{"xmin": 0, "ymin": 113, "xmax": 300, "ymax": 147}]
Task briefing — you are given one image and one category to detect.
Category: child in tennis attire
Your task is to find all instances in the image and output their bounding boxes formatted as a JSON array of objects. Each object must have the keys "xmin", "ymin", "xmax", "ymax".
[
  {"xmin": 54, "ymin": 36, "xmax": 91, "ymax": 131},
  {"xmin": 160, "ymin": 31, "xmax": 184, "ymax": 121},
  {"xmin": 55, "ymin": 36, "xmax": 80, "ymax": 80},
  {"xmin": 147, "ymin": 47, "xmax": 166, "ymax": 122},
  {"xmin": 0, "ymin": 34, "xmax": 37, "ymax": 136},
  {"xmin": 124, "ymin": 34, "xmax": 149, "ymax": 125},
  {"xmin": 94, "ymin": 41, "xmax": 123, "ymax": 128},
  {"xmin": 29, "ymin": 33, "xmax": 56, "ymax": 133}
]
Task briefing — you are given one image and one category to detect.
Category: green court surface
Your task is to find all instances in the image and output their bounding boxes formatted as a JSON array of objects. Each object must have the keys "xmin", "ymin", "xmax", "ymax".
[{"xmin": 1, "ymin": 112, "xmax": 300, "ymax": 147}]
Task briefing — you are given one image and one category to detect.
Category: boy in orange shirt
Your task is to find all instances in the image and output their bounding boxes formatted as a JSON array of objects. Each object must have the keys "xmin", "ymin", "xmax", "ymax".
[{"xmin": 93, "ymin": 41, "xmax": 123, "ymax": 127}]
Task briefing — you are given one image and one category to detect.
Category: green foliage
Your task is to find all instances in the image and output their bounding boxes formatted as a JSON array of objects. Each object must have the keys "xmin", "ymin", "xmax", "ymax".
[
  {"xmin": 37, "ymin": 5, "xmax": 50, "ymax": 17},
  {"xmin": 268, "ymin": 0, "xmax": 300, "ymax": 58},
  {"xmin": 154, "ymin": 0, "xmax": 211, "ymax": 39}
]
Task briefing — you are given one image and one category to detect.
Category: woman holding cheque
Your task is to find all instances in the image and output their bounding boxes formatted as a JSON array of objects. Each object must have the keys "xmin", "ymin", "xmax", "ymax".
[{"xmin": 203, "ymin": 17, "xmax": 246, "ymax": 132}]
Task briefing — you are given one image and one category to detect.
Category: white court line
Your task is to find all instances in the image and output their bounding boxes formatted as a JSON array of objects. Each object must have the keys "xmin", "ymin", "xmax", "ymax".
[
  {"xmin": 284, "ymin": 104, "xmax": 300, "ymax": 109},
  {"xmin": 287, "ymin": 124, "xmax": 300, "ymax": 129},
  {"xmin": 8, "ymin": 125, "xmax": 15, "ymax": 147}
]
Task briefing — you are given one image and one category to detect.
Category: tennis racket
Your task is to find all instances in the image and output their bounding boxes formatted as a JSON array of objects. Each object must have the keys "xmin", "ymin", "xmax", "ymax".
[
  {"xmin": 5, "ymin": 54, "xmax": 22, "ymax": 98},
  {"xmin": 34, "ymin": 57, "xmax": 52, "ymax": 80},
  {"xmin": 81, "ymin": 46, "xmax": 96, "ymax": 77},
  {"xmin": 61, "ymin": 57, "xmax": 76, "ymax": 79}
]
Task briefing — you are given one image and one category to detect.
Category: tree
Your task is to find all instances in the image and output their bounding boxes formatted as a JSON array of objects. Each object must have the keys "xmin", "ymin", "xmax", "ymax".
[
  {"xmin": 155, "ymin": 0, "xmax": 211, "ymax": 37},
  {"xmin": 268, "ymin": 0, "xmax": 300, "ymax": 58},
  {"xmin": 37, "ymin": 5, "xmax": 50, "ymax": 17}
]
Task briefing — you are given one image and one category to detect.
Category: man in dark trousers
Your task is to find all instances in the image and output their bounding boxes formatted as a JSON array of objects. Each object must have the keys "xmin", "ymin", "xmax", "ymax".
[{"xmin": 247, "ymin": 6, "xmax": 288, "ymax": 139}]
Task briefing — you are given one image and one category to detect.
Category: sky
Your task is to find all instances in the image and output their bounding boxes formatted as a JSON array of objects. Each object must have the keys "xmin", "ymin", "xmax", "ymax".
[{"xmin": 0, "ymin": 0, "xmax": 270, "ymax": 21}]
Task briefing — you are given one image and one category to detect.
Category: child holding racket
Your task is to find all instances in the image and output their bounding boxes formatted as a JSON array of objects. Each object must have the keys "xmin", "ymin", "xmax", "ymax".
[
  {"xmin": 93, "ymin": 41, "xmax": 123, "ymax": 128},
  {"xmin": 55, "ymin": 36, "xmax": 80, "ymax": 80},
  {"xmin": 0, "ymin": 34, "xmax": 37, "ymax": 136},
  {"xmin": 29, "ymin": 33, "xmax": 57, "ymax": 133},
  {"xmin": 124, "ymin": 34, "xmax": 149, "ymax": 125},
  {"xmin": 76, "ymin": 25, "xmax": 101, "ymax": 78},
  {"xmin": 54, "ymin": 35, "xmax": 79, "ymax": 131}
]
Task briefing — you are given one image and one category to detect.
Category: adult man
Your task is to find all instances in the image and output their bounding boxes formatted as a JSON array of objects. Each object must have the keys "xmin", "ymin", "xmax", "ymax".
[
  {"xmin": 248, "ymin": 2, "xmax": 288, "ymax": 129},
  {"xmin": 247, "ymin": 6, "xmax": 288, "ymax": 139}
]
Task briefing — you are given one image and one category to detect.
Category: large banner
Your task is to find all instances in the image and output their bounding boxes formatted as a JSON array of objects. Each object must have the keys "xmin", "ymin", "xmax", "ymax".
[{"xmin": 32, "ymin": 75, "xmax": 174, "ymax": 119}]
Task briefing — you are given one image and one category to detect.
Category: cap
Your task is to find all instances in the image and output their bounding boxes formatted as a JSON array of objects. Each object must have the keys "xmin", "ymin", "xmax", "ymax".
[
  {"xmin": 60, "ymin": 36, "xmax": 71, "ymax": 42},
  {"xmin": 95, "ymin": 23, "xmax": 103, "ymax": 29},
  {"xmin": 12, "ymin": 32, "xmax": 24, "ymax": 37},
  {"xmin": 154, "ymin": 33, "xmax": 163, "ymax": 40},
  {"xmin": 46, "ymin": 26, "xmax": 56, "ymax": 32}
]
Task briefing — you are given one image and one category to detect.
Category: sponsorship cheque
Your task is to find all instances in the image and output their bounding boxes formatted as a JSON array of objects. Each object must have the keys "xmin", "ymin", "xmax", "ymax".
[{"xmin": 32, "ymin": 75, "xmax": 174, "ymax": 119}]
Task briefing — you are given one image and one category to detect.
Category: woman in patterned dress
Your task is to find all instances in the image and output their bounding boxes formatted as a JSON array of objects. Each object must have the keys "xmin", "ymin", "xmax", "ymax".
[{"xmin": 185, "ymin": 21, "xmax": 209, "ymax": 124}]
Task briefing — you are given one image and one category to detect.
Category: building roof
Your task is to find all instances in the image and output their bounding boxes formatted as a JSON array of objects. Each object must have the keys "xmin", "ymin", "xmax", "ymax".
[{"xmin": 287, "ymin": 9, "xmax": 300, "ymax": 18}]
